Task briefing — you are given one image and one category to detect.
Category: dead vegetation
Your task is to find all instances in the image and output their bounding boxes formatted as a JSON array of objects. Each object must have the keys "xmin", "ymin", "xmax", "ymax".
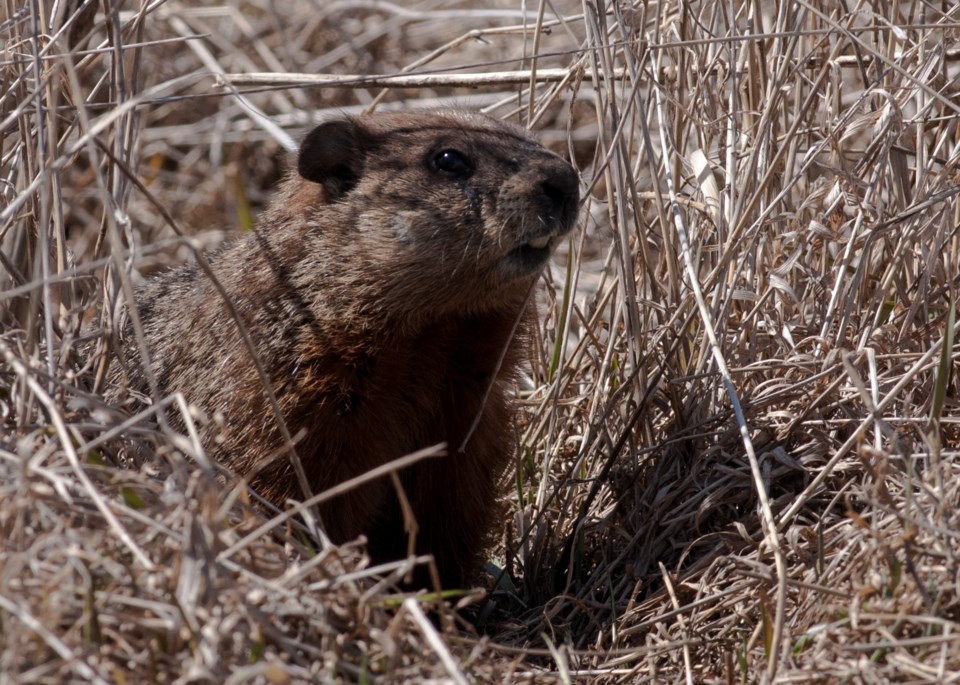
[{"xmin": 3, "ymin": 0, "xmax": 960, "ymax": 682}]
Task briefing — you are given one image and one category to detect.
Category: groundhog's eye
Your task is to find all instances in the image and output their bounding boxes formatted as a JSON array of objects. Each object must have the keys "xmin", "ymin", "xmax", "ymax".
[{"xmin": 431, "ymin": 149, "xmax": 473, "ymax": 178}]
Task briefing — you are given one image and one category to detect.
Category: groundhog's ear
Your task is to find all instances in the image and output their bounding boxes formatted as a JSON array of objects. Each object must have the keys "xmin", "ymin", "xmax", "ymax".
[{"xmin": 297, "ymin": 119, "xmax": 365, "ymax": 200}]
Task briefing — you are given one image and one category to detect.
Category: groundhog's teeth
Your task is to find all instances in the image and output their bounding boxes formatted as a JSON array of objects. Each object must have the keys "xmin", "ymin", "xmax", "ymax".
[{"xmin": 526, "ymin": 236, "xmax": 551, "ymax": 250}]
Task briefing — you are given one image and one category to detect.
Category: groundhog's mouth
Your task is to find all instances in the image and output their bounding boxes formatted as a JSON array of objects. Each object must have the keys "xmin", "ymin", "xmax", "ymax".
[{"xmin": 506, "ymin": 235, "xmax": 555, "ymax": 274}]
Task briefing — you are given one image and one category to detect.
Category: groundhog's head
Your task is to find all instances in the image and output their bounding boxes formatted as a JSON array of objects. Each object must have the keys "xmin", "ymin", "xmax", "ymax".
[{"xmin": 291, "ymin": 110, "xmax": 579, "ymax": 321}]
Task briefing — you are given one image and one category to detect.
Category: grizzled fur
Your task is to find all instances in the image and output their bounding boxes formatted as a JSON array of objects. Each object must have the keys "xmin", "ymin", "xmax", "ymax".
[{"xmin": 110, "ymin": 110, "xmax": 579, "ymax": 588}]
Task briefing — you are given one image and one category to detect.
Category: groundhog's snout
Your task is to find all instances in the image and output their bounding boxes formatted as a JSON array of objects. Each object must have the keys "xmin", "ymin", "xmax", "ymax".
[
  {"xmin": 496, "ymin": 154, "xmax": 579, "ymax": 276},
  {"xmin": 538, "ymin": 157, "xmax": 580, "ymax": 235}
]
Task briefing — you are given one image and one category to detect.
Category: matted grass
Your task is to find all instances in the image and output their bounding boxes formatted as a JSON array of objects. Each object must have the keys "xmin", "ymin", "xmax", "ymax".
[{"xmin": 2, "ymin": 1, "xmax": 960, "ymax": 682}]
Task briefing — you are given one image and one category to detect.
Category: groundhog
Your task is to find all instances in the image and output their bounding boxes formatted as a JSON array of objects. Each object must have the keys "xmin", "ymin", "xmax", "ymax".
[{"xmin": 111, "ymin": 110, "xmax": 579, "ymax": 588}]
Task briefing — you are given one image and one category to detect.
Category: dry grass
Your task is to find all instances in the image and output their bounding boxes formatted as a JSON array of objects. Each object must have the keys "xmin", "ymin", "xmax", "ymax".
[{"xmin": 3, "ymin": 0, "xmax": 960, "ymax": 682}]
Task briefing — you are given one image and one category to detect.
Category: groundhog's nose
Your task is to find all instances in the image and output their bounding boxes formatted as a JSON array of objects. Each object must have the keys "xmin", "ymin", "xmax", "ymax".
[{"xmin": 537, "ymin": 158, "xmax": 580, "ymax": 231}]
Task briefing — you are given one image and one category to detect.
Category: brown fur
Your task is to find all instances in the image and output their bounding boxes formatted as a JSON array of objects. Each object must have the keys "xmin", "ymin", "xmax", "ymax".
[{"xmin": 110, "ymin": 110, "xmax": 579, "ymax": 588}]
